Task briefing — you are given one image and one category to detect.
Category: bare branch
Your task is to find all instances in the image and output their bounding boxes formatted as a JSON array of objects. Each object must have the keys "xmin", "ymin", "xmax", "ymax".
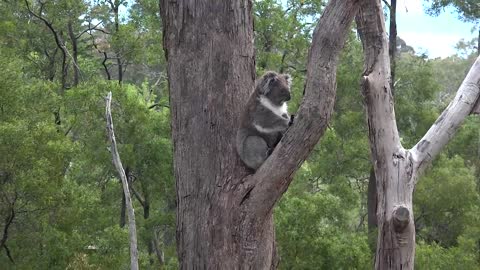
[
  {"xmin": 412, "ymin": 56, "xmax": 480, "ymax": 174},
  {"xmin": 0, "ymin": 194, "xmax": 16, "ymax": 264},
  {"xmin": 3, "ymin": 245, "xmax": 14, "ymax": 264},
  {"xmin": 130, "ymin": 184, "xmax": 145, "ymax": 207},
  {"xmin": 75, "ymin": 21, "xmax": 104, "ymax": 39},
  {"xmin": 148, "ymin": 103, "xmax": 170, "ymax": 109},
  {"xmin": 25, "ymin": 0, "xmax": 69, "ymax": 89},
  {"xmin": 382, "ymin": 0, "xmax": 391, "ymax": 10},
  {"xmin": 105, "ymin": 92, "xmax": 139, "ymax": 270},
  {"xmin": 89, "ymin": 32, "xmax": 112, "ymax": 80}
]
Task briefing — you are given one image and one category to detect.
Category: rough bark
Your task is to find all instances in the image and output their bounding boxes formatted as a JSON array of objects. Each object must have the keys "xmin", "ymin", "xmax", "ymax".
[
  {"xmin": 160, "ymin": 0, "xmax": 360, "ymax": 268},
  {"xmin": 356, "ymin": 0, "xmax": 480, "ymax": 269},
  {"xmin": 105, "ymin": 92, "xmax": 139, "ymax": 270}
]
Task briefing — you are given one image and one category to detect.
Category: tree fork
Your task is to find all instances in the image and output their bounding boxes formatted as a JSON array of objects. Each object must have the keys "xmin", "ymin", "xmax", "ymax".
[
  {"xmin": 357, "ymin": 0, "xmax": 480, "ymax": 269},
  {"xmin": 160, "ymin": 0, "xmax": 361, "ymax": 268}
]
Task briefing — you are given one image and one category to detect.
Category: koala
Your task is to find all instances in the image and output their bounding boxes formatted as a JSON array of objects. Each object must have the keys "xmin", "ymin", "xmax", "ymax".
[{"xmin": 236, "ymin": 71, "xmax": 292, "ymax": 170}]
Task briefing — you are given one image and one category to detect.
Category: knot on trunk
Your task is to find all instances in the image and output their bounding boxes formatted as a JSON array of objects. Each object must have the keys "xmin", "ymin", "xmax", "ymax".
[{"xmin": 392, "ymin": 205, "xmax": 410, "ymax": 233}]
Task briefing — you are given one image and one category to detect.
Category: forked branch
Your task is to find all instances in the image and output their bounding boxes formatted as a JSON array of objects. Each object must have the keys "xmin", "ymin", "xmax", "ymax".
[{"xmin": 245, "ymin": 0, "xmax": 362, "ymax": 217}]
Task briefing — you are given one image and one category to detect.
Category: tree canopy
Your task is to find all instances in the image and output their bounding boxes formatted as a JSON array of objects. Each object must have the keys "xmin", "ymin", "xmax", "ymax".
[{"xmin": 0, "ymin": 0, "xmax": 478, "ymax": 269}]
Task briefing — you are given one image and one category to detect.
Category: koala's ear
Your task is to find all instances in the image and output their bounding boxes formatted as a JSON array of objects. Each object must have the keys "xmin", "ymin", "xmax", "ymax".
[{"xmin": 283, "ymin": 74, "xmax": 292, "ymax": 87}]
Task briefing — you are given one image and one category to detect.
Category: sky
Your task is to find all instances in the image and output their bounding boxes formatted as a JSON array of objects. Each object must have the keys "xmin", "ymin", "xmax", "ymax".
[
  {"xmin": 395, "ymin": 0, "xmax": 478, "ymax": 58},
  {"xmin": 119, "ymin": 0, "xmax": 477, "ymax": 59}
]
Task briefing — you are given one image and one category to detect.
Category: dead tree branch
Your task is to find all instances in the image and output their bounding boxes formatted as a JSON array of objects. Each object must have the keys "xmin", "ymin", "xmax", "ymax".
[{"xmin": 105, "ymin": 92, "xmax": 139, "ymax": 270}]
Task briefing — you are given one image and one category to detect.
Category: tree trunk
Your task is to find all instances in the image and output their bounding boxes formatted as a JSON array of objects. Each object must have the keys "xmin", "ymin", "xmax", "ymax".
[
  {"xmin": 105, "ymin": 92, "xmax": 139, "ymax": 270},
  {"xmin": 160, "ymin": 0, "xmax": 360, "ymax": 268},
  {"xmin": 356, "ymin": 0, "xmax": 480, "ymax": 269}
]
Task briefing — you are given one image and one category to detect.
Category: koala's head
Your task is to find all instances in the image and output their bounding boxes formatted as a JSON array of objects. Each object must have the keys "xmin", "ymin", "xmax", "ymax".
[{"xmin": 256, "ymin": 71, "xmax": 292, "ymax": 105}]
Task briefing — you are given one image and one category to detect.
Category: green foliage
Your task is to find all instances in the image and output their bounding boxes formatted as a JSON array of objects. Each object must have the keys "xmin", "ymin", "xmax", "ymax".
[
  {"xmin": 425, "ymin": 0, "xmax": 480, "ymax": 23},
  {"xmin": 394, "ymin": 54, "xmax": 442, "ymax": 147},
  {"xmin": 276, "ymin": 178, "xmax": 372, "ymax": 270},
  {"xmin": 415, "ymin": 155, "xmax": 480, "ymax": 246},
  {"xmin": 416, "ymin": 241, "xmax": 479, "ymax": 270},
  {"xmin": 0, "ymin": 39, "xmax": 174, "ymax": 267},
  {"xmin": 0, "ymin": 0, "xmax": 479, "ymax": 268}
]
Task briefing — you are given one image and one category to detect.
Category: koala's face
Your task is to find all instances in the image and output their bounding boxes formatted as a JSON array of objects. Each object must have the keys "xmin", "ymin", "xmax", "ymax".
[{"xmin": 261, "ymin": 72, "xmax": 291, "ymax": 105}]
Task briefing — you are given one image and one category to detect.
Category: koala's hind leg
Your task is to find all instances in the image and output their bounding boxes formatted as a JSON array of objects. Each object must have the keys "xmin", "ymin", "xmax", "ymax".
[{"xmin": 242, "ymin": 136, "xmax": 269, "ymax": 170}]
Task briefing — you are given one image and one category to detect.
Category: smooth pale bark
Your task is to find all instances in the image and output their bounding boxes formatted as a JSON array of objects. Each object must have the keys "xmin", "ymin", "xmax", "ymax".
[
  {"xmin": 357, "ymin": 0, "xmax": 480, "ymax": 269},
  {"xmin": 105, "ymin": 92, "xmax": 139, "ymax": 270},
  {"xmin": 160, "ymin": 0, "xmax": 361, "ymax": 268}
]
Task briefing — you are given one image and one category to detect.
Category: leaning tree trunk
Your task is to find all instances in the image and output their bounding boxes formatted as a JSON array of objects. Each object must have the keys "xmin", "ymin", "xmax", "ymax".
[
  {"xmin": 160, "ymin": 0, "xmax": 361, "ymax": 268},
  {"xmin": 105, "ymin": 92, "xmax": 139, "ymax": 270},
  {"xmin": 356, "ymin": 0, "xmax": 480, "ymax": 269}
]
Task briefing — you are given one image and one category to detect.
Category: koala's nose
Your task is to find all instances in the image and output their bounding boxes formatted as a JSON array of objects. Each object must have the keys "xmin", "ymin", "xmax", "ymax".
[{"xmin": 285, "ymin": 92, "xmax": 291, "ymax": 101}]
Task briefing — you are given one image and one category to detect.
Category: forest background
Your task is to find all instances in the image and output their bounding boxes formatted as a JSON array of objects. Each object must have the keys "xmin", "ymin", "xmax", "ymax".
[{"xmin": 0, "ymin": 0, "xmax": 479, "ymax": 269}]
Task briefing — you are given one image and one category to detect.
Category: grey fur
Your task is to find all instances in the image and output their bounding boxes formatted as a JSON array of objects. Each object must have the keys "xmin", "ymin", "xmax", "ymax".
[{"xmin": 236, "ymin": 71, "xmax": 292, "ymax": 170}]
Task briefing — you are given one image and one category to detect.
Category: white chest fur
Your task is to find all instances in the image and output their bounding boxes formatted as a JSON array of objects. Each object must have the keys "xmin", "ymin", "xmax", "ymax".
[{"xmin": 259, "ymin": 95, "xmax": 288, "ymax": 117}]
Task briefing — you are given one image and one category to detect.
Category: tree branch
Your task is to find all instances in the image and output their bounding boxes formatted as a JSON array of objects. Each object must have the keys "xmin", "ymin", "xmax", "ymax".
[
  {"xmin": 3, "ymin": 244, "xmax": 14, "ymax": 264},
  {"xmin": 105, "ymin": 92, "xmax": 139, "ymax": 270},
  {"xmin": 243, "ymin": 0, "xmax": 362, "ymax": 217},
  {"xmin": 130, "ymin": 184, "xmax": 145, "ymax": 207},
  {"xmin": 412, "ymin": 56, "xmax": 480, "ymax": 174},
  {"xmin": 89, "ymin": 32, "xmax": 112, "ymax": 80},
  {"xmin": 148, "ymin": 103, "xmax": 170, "ymax": 109},
  {"xmin": 355, "ymin": 0, "xmax": 402, "ymax": 164},
  {"xmin": 25, "ymin": 0, "xmax": 69, "ymax": 89},
  {"xmin": 0, "ymin": 193, "xmax": 16, "ymax": 264},
  {"xmin": 382, "ymin": 0, "xmax": 391, "ymax": 10},
  {"xmin": 75, "ymin": 21, "xmax": 104, "ymax": 39}
]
